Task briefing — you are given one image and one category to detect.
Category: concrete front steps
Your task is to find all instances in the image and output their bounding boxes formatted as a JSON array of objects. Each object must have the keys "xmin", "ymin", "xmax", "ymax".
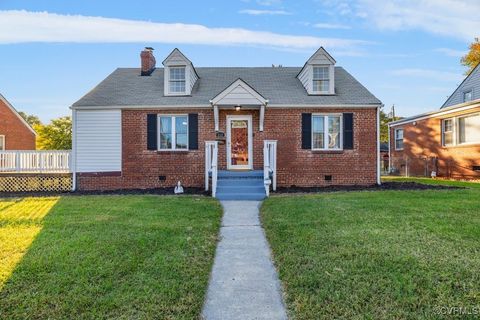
[{"xmin": 216, "ymin": 170, "xmax": 266, "ymax": 201}]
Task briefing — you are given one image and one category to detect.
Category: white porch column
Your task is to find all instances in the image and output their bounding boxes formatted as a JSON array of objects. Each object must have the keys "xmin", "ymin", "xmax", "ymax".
[{"xmin": 214, "ymin": 105, "xmax": 219, "ymax": 132}]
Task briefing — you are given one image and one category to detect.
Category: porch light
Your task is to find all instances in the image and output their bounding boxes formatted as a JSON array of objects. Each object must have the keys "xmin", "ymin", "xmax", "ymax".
[{"xmin": 235, "ymin": 105, "xmax": 241, "ymax": 111}]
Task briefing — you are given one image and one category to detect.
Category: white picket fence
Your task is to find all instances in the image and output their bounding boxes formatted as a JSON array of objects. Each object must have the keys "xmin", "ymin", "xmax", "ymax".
[{"xmin": 0, "ymin": 151, "xmax": 71, "ymax": 173}]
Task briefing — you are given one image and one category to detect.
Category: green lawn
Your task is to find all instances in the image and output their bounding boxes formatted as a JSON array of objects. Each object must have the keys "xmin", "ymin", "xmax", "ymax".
[
  {"xmin": 0, "ymin": 195, "xmax": 222, "ymax": 319},
  {"xmin": 261, "ymin": 179, "xmax": 480, "ymax": 319}
]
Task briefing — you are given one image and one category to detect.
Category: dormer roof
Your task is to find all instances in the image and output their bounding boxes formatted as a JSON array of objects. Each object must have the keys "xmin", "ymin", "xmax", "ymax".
[{"xmin": 297, "ymin": 47, "xmax": 336, "ymax": 77}]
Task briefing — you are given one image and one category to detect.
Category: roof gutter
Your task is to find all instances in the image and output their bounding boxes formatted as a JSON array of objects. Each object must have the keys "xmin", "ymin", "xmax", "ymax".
[
  {"xmin": 388, "ymin": 99, "xmax": 480, "ymax": 127},
  {"xmin": 71, "ymin": 103, "xmax": 381, "ymax": 110}
]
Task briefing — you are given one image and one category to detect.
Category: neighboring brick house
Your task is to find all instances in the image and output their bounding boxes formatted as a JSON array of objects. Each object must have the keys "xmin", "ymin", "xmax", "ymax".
[
  {"xmin": 389, "ymin": 64, "xmax": 480, "ymax": 179},
  {"xmin": 0, "ymin": 94, "xmax": 36, "ymax": 150},
  {"xmin": 71, "ymin": 47, "xmax": 382, "ymax": 197}
]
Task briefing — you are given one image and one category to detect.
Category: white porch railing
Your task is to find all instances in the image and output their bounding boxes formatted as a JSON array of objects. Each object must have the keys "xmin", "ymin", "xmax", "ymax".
[
  {"xmin": 0, "ymin": 150, "xmax": 71, "ymax": 173},
  {"xmin": 263, "ymin": 140, "xmax": 277, "ymax": 197},
  {"xmin": 205, "ymin": 141, "xmax": 219, "ymax": 197}
]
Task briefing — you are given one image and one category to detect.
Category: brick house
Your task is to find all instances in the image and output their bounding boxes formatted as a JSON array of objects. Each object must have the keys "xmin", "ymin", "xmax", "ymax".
[
  {"xmin": 389, "ymin": 64, "xmax": 480, "ymax": 179},
  {"xmin": 0, "ymin": 93, "xmax": 36, "ymax": 150},
  {"xmin": 71, "ymin": 47, "xmax": 382, "ymax": 198}
]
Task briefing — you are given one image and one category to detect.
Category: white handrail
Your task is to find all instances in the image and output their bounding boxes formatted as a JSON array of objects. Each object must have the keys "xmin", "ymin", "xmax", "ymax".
[
  {"xmin": 212, "ymin": 143, "xmax": 218, "ymax": 198},
  {"xmin": 205, "ymin": 141, "xmax": 219, "ymax": 197},
  {"xmin": 0, "ymin": 150, "xmax": 71, "ymax": 173},
  {"xmin": 263, "ymin": 140, "xmax": 277, "ymax": 197}
]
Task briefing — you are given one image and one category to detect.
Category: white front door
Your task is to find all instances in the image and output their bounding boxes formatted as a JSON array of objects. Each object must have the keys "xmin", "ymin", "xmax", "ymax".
[{"xmin": 226, "ymin": 115, "xmax": 253, "ymax": 170}]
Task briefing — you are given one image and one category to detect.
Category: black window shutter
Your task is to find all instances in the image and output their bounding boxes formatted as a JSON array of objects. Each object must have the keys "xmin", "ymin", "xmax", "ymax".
[
  {"xmin": 188, "ymin": 113, "xmax": 199, "ymax": 150},
  {"xmin": 301, "ymin": 113, "xmax": 312, "ymax": 149},
  {"xmin": 147, "ymin": 114, "xmax": 157, "ymax": 150},
  {"xmin": 343, "ymin": 113, "xmax": 354, "ymax": 150}
]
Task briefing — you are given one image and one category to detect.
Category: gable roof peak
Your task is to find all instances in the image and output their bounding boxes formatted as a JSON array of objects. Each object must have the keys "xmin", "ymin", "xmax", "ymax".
[
  {"xmin": 162, "ymin": 48, "xmax": 193, "ymax": 66},
  {"xmin": 0, "ymin": 93, "xmax": 37, "ymax": 135},
  {"xmin": 441, "ymin": 62, "xmax": 480, "ymax": 109},
  {"xmin": 210, "ymin": 78, "xmax": 268, "ymax": 106},
  {"xmin": 307, "ymin": 47, "xmax": 336, "ymax": 65}
]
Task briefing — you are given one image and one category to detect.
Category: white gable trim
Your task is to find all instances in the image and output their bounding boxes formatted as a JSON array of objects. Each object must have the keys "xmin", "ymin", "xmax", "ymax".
[
  {"xmin": 162, "ymin": 48, "xmax": 192, "ymax": 66},
  {"xmin": 307, "ymin": 47, "xmax": 336, "ymax": 65},
  {"xmin": 210, "ymin": 78, "xmax": 268, "ymax": 106},
  {"xmin": 0, "ymin": 93, "xmax": 37, "ymax": 135}
]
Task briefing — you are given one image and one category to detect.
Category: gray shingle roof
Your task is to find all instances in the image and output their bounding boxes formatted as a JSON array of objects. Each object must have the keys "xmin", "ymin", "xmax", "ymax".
[{"xmin": 72, "ymin": 67, "xmax": 381, "ymax": 107}]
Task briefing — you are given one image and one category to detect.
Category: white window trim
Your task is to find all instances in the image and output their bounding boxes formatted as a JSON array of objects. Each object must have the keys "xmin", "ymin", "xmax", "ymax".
[
  {"xmin": 394, "ymin": 128, "xmax": 404, "ymax": 150},
  {"xmin": 0, "ymin": 135, "xmax": 4, "ymax": 151},
  {"xmin": 167, "ymin": 66, "xmax": 187, "ymax": 95},
  {"xmin": 157, "ymin": 115, "xmax": 189, "ymax": 151},
  {"xmin": 441, "ymin": 118, "xmax": 454, "ymax": 147},
  {"xmin": 311, "ymin": 65, "xmax": 331, "ymax": 94},
  {"xmin": 311, "ymin": 113, "xmax": 343, "ymax": 151},
  {"xmin": 441, "ymin": 113, "xmax": 480, "ymax": 147}
]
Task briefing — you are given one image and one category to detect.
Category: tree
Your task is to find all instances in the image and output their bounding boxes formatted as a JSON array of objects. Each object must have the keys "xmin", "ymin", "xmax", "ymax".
[
  {"xmin": 36, "ymin": 116, "xmax": 72, "ymax": 150},
  {"xmin": 380, "ymin": 106, "xmax": 401, "ymax": 143},
  {"xmin": 461, "ymin": 38, "xmax": 480, "ymax": 75},
  {"xmin": 18, "ymin": 111, "xmax": 42, "ymax": 127}
]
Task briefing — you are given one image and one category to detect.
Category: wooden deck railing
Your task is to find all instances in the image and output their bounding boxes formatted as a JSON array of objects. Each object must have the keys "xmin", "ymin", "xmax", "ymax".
[{"xmin": 0, "ymin": 150, "xmax": 71, "ymax": 173}]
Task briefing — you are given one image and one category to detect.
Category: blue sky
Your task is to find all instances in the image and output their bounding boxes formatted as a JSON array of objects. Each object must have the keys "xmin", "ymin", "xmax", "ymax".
[{"xmin": 0, "ymin": 0, "xmax": 477, "ymax": 122}]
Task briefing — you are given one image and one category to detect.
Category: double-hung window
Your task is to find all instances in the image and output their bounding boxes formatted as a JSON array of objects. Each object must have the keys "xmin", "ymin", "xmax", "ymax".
[
  {"xmin": 169, "ymin": 67, "xmax": 186, "ymax": 94},
  {"xmin": 158, "ymin": 115, "xmax": 188, "ymax": 150},
  {"xmin": 458, "ymin": 114, "xmax": 480, "ymax": 144},
  {"xmin": 312, "ymin": 114, "xmax": 342, "ymax": 150},
  {"xmin": 442, "ymin": 119, "xmax": 454, "ymax": 146},
  {"xmin": 395, "ymin": 128, "xmax": 404, "ymax": 150},
  {"xmin": 0, "ymin": 135, "xmax": 4, "ymax": 151},
  {"xmin": 312, "ymin": 66, "xmax": 330, "ymax": 93},
  {"xmin": 442, "ymin": 114, "xmax": 480, "ymax": 146}
]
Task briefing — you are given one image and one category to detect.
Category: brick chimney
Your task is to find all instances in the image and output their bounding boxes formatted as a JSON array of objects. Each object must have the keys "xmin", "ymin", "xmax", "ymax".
[{"xmin": 140, "ymin": 47, "xmax": 156, "ymax": 76}]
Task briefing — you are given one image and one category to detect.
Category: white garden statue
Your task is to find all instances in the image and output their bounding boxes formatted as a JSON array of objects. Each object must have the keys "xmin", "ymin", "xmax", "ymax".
[{"xmin": 174, "ymin": 181, "xmax": 184, "ymax": 194}]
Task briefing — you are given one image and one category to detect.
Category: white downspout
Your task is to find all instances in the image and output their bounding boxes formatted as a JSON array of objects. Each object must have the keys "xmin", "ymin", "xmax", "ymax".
[
  {"xmin": 377, "ymin": 105, "xmax": 382, "ymax": 185},
  {"xmin": 388, "ymin": 123, "xmax": 391, "ymax": 175},
  {"xmin": 71, "ymin": 108, "xmax": 77, "ymax": 191}
]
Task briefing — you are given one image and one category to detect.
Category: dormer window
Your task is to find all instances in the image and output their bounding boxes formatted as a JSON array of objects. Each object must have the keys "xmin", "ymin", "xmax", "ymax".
[
  {"xmin": 169, "ymin": 67, "xmax": 186, "ymax": 94},
  {"xmin": 163, "ymin": 49, "xmax": 198, "ymax": 96},
  {"xmin": 313, "ymin": 66, "xmax": 330, "ymax": 93},
  {"xmin": 297, "ymin": 47, "xmax": 336, "ymax": 95}
]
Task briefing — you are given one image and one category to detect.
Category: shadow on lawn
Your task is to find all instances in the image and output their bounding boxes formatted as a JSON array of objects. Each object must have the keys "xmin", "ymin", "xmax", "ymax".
[
  {"xmin": 0, "ymin": 197, "xmax": 60, "ymax": 291},
  {"xmin": 0, "ymin": 195, "xmax": 221, "ymax": 319}
]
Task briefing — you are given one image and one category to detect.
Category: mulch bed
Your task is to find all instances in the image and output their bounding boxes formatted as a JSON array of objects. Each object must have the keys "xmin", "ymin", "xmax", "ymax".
[
  {"xmin": 0, "ymin": 182, "xmax": 463, "ymax": 198},
  {"xmin": 0, "ymin": 187, "xmax": 209, "ymax": 198},
  {"xmin": 274, "ymin": 181, "xmax": 463, "ymax": 194}
]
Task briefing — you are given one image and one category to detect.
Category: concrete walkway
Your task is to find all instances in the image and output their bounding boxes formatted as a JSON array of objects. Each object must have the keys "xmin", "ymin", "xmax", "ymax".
[{"xmin": 202, "ymin": 201, "xmax": 287, "ymax": 320}]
